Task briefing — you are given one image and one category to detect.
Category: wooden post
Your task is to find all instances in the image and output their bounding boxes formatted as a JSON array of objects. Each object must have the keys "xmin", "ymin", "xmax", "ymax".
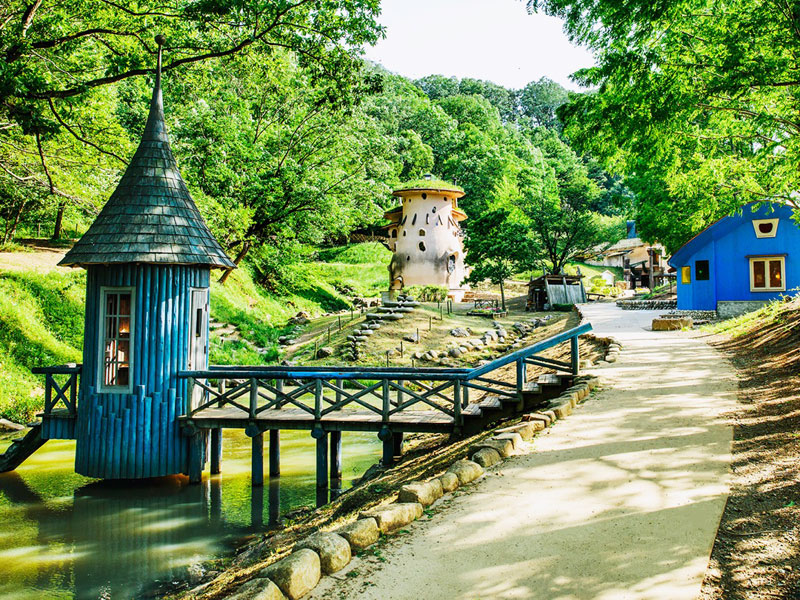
[
  {"xmin": 516, "ymin": 359, "xmax": 525, "ymax": 394},
  {"xmin": 315, "ymin": 431, "xmax": 328, "ymax": 507},
  {"xmin": 188, "ymin": 432, "xmax": 204, "ymax": 484},
  {"xmin": 330, "ymin": 430, "xmax": 342, "ymax": 497},
  {"xmin": 252, "ymin": 432, "xmax": 264, "ymax": 486},
  {"xmin": 396, "ymin": 379, "xmax": 403, "ymax": 408},
  {"xmin": 249, "ymin": 378, "xmax": 258, "ymax": 419},
  {"xmin": 314, "ymin": 341, "xmax": 318, "ymax": 360},
  {"xmin": 269, "ymin": 429, "xmax": 280, "ymax": 477},
  {"xmin": 210, "ymin": 429, "xmax": 222, "ymax": 475},
  {"xmin": 328, "ymin": 326, "xmax": 331, "ymax": 344},
  {"xmin": 400, "ymin": 341, "xmax": 404, "ymax": 357},
  {"xmin": 276, "ymin": 378, "xmax": 283, "ymax": 409},
  {"xmin": 393, "ymin": 431, "xmax": 404, "ymax": 460},
  {"xmin": 454, "ymin": 380, "xmax": 462, "ymax": 428},
  {"xmin": 386, "ymin": 351, "xmax": 390, "ymax": 367},
  {"xmin": 338, "ymin": 315, "xmax": 342, "ymax": 331},
  {"xmin": 571, "ymin": 335, "xmax": 580, "ymax": 375},
  {"xmin": 429, "ymin": 316, "xmax": 432, "ymax": 330}
]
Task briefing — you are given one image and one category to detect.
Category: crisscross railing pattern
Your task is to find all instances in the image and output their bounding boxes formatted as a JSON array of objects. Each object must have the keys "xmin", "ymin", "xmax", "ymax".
[{"xmin": 177, "ymin": 322, "xmax": 592, "ymax": 427}]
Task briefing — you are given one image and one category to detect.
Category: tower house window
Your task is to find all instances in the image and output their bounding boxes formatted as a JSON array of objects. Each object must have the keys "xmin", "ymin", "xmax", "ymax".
[
  {"xmin": 419, "ymin": 241, "xmax": 426, "ymax": 251},
  {"xmin": 419, "ymin": 229, "xmax": 426, "ymax": 236},
  {"xmin": 749, "ymin": 256, "xmax": 785, "ymax": 291},
  {"xmin": 412, "ymin": 213, "xmax": 417, "ymax": 225},
  {"xmin": 99, "ymin": 288, "xmax": 135, "ymax": 391},
  {"xmin": 680, "ymin": 266, "xmax": 691, "ymax": 284}
]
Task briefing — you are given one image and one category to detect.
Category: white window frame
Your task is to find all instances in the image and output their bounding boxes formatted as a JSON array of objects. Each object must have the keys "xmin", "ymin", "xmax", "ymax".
[
  {"xmin": 98, "ymin": 286, "xmax": 136, "ymax": 393},
  {"xmin": 749, "ymin": 256, "xmax": 786, "ymax": 292},
  {"xmin": 752, "ymin": 218, "xmax": 779, "ymax": 238}
]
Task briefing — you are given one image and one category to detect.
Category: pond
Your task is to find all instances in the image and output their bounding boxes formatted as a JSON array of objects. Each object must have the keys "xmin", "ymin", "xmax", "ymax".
[{"xmin": 0, "ymin": 429, "xmax": 381, "ymax": 600}]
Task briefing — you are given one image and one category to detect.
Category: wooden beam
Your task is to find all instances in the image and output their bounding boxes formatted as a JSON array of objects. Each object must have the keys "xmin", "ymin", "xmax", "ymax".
[
  {"xmin": 210, "ymin": 428, "xmax": 222, "ymax": 475},
  {"xmin": 269, "ymin": 429, "xmax": 280, "ymax": 477}
]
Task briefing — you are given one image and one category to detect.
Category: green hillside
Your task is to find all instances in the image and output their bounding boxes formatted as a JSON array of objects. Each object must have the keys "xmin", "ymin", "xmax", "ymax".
[{"xmin": 0, "ymin": 243, "xmax": 391, "ymax": 423}]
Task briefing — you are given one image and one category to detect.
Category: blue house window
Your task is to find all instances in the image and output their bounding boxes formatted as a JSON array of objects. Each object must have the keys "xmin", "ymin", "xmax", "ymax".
[
  {"xmin": 695, "ymin": 260, "xmax": 710, "ymax": 281},
  {"xmin": 749, "ymin": 256, "xmax": 785, "ymax": 292},
  {"xmin": 100, "ymin": 288, "xmax": 134, "ymax": 391}
]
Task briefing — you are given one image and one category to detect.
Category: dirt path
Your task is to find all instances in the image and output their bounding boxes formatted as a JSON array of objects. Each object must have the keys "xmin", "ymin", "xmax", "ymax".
[
  {"xmin": 310, "ymin": 303, "xmax": 736, "ymax": 600},
  {"xmin": 0, "ymin": 247, "xmax": 68, "ymax": 272}
]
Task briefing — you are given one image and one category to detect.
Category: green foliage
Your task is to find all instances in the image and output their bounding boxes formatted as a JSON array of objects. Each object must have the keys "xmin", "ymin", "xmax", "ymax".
[
  {"xmin": 395, "ymin": 178, "xmax": 464, "ymax": 193},
  {"xmin": 316, "ymin": 242, "xmax": 391, "ymax": 265},
  {"xmin": 528, "ymin": 0, "xmax": 800, "ymax": 250},
  {"xmin": 404, "ymin": 285, "xmax": 449, "ymax": 302},
  {"xmin": 0, "ymin": 271, "xmax": 85, "ymax": 422}
]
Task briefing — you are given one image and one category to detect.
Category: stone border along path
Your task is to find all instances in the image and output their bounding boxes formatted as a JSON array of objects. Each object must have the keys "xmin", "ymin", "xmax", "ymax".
[
  {"xmin": 296, "ymin": 303, "xmax": 735, "ymax": 600},
  {"xmin": 225, "ymin": 373, "xmax": 602, "ymax": 600}
]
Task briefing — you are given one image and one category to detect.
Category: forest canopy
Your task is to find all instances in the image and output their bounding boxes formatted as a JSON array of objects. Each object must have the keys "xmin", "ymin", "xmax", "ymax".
[{"xmin": 0, "ymin": 0, "xmax": 628, "ymax": 285}]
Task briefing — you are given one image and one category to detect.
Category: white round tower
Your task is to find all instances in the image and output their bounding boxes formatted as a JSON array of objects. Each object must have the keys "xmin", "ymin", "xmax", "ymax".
[{"xmin": 384, "ymin": 181, "xmax": 469, "ymax": 301}]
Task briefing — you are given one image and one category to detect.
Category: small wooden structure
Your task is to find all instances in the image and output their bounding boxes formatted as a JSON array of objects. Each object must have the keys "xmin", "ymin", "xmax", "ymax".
[
  {"xmin": 47, "ymin": 37, "xmax": 235, "ymax": 480},
  {"xmin": 526, "ymin": 275, "xmax": 586, "ymax": 311}
]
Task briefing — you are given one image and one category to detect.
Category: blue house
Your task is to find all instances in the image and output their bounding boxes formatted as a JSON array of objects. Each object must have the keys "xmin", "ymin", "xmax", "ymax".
[{"xmin": 668, "ymin": 202, "xmax": 800, "ymax": 318}]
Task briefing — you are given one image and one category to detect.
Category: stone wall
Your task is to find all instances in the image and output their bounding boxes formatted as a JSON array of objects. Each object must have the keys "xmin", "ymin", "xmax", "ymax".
[
  {"xmin": 717, "ymin": 300, "xmax": 770, "ymax": 319},
  {"xmin": 663, "ymin": 309, "xmax": 717, "ymax": 321},
  {"xmin": 615, "ymin": 299, "xmax": 677, "ymax": 311}
]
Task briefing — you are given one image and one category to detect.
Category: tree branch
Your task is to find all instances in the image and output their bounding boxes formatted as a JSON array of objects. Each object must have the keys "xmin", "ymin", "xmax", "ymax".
[{"xmin": 47, "ymin": 98, "xmax": 127, "ymax": 163}]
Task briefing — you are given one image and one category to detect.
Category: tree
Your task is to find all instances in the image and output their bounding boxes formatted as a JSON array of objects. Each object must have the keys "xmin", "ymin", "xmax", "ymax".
[
  {"xmin": 525, "ymin": 0, "xmax": 800, "ymax": 246},
  {"xmin": 519, "ymin": 77, "xmax": 569, "ymax": 129},
  {"xmin": 0, "ymin": 0, "xmax": 383, "ymax": 237},
  {"xmin": 463, "ymin": 208, "xmax": 538, "ymax": 310},
  {"xmin": 167, "ymin": 53, "xmax": 390, "ymax": 284}
]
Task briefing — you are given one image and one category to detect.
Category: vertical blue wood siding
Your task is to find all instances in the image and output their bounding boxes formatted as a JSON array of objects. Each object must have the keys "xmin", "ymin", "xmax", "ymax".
[{"xmin": 75, "ymin": 264, "xmax": 209, "ymax": 479}]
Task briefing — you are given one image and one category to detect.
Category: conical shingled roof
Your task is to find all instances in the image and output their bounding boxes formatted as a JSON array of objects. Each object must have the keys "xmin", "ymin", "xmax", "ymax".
[{"xmin": 60, "ymin": 41, "xmax": 235, "ymax": 270}]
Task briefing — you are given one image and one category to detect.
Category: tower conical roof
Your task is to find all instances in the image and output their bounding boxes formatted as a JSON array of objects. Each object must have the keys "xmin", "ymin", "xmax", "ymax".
[{"xmin": 60, "ymin": 39, "xmax": 235, "ymax": 270}]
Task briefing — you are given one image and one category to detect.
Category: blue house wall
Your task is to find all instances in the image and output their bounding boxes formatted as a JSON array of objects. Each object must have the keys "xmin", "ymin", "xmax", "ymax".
[
  {"xmin": 74, "ymin": 264, "xmax": 209, "ymax": 479},
  {"xmin": 669, "ymin": 203, "xmax": 800, "ymax": 312}
]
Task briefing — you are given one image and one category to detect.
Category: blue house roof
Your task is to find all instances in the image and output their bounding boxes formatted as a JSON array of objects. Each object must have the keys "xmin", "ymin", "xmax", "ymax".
[{"xmin": 668, "ymin": 202, "xmax": 794, "ymax": 269}]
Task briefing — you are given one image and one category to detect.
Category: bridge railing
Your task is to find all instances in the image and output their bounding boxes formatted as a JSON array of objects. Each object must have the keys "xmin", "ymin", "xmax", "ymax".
[
  {"xmin": 31, "ymin": 363, "xmax": 81, "ymax": 418},
  {"xmin": 178, "ymin": 322, "xmax": 592, "ymax": 428}
]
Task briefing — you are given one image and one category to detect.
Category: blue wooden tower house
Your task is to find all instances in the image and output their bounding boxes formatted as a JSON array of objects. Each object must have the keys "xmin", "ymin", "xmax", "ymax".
[{"xmin": 54, "ymin": 37, "xmax": 235, "ymax": 479}]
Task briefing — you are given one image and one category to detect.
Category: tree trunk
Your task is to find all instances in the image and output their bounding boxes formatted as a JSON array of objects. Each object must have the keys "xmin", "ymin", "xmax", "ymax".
[
  {"xmin": 3, "ymin": 199, "xmax": 27, "ymax": 245},
  {"xmin": 218, "ymin": 240, "xmax": 251, "ymax": 285},
  {"xmin": 52, "ymin": 201, "xmax": 65, "ymax": 239},
  {"xmin": 499, "ymin": 280, "xmax": 506, "ymax": 311}
]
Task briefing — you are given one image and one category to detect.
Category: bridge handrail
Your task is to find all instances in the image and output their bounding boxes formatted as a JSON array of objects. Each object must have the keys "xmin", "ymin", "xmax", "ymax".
[
  {"xmin": 466, "ymin": 322, "xmax": 592, "ymax": 380},
  {"xmin": 31, "ymin": 363, "xmax": 81, "ymax": 416}
]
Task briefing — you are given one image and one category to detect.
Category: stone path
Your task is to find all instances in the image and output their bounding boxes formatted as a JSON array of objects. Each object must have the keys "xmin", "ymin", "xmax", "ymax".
[{"xmin": 310, "ymin": 303, "xmax": 736, "ymax": 600}]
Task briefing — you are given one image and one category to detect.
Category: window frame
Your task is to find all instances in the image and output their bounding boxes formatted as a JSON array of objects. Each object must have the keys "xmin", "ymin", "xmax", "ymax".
[
  {"xmin": 97, "ymin": 286, "xmax": 136, "ymax": 393},
  {"xmin": 749, "ymin": 256, "xmax": 786, "ymax": 292}
]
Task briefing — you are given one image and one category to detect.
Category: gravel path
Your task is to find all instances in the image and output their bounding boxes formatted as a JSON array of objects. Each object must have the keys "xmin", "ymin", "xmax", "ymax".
[{"xmin": 311, "ymin": 303, "xmax": 736, "ymax": 600}]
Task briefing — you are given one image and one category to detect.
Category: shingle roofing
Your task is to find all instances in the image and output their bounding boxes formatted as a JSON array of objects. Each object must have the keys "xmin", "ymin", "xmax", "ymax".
[{"xmin": 59, "ymin": 42, "xmax": 235, "ymax": 270}]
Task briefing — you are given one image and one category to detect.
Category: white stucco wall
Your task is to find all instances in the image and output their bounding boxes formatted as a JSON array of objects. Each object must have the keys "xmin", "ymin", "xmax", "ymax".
[{"xmin": 387, "ymin": 190, "xmax": 468, "ymax": 297}]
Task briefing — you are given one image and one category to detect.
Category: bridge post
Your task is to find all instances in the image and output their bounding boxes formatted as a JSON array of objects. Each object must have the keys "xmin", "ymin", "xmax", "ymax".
[
  {"xmin": 453, "ymin": 380, "xmax": 463, "ymax": 429},
  {"xmin": 210, "ymin": 429, "xmax": 222, "ymax": 475},
  {"xmin": 252, "ymin": 432, "xmax": 264, "ymax": 486},
  {"xmin": 330, "ymin": 430, "xmax": 342, "ymax": 497},
  {"xmin": 571, "ymin": 335, "xmax": 580, "ymax": 375},
  {"xmin": 269, "ymin": 429, "xmax": 280, "ymax": 477},
  {"xmin": 313, "ymin": 428, "xmax": 328, "ymax": 507}
]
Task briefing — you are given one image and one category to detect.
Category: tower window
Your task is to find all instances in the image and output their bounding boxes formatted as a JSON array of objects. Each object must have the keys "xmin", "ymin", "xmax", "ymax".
[
  {"xmin": 419, "ymin": 229, "xmax": 426, "ymax": 236},
  {"xmin": 422, "ymin": 193, "xmax": 427, "ymax": 199},
  {"xmin": 419, "ymin": 241, "xmax": 426, "ymax": 251},
  {"xmin": 390, "ymin": 229, "xmax": 397, "ymax": 238},
  {"xmin": 695, "ymin": 260, "xmax": 710, "ymax": 281},
  {"xmin": 100, "ymin": 288, "xmax": 134, "ymax": 391},
  {"xmin": 752, "ymin": 219, "xmax": 779, "ymax": 238}
]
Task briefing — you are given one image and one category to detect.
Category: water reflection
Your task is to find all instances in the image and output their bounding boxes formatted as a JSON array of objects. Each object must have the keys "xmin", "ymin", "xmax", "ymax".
[{"xmin": 0, "ymin": 429, "xmax": 380, "ymax": 599}]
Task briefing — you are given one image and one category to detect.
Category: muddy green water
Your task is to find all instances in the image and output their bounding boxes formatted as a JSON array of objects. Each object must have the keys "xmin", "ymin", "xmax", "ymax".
[{"xmin": 0, "ymin": 430, "xmax": 381, "ymax": 600}]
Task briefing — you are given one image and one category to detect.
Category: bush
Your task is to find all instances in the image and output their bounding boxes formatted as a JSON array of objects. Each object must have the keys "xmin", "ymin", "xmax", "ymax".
[{"xmin": 405, "ymin": 285, "xmax": 448, "ymax": 302}]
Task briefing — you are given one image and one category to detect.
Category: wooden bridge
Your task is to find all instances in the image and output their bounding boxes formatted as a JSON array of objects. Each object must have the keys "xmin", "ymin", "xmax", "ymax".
[{"xmin": 6, "ymin": 322, "xmax": 592, "ymax": 507}]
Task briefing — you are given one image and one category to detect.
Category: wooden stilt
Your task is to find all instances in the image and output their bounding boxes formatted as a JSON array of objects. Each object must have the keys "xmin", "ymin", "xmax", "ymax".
[
  {"xmin": 269, "ymin": 429, "xmax": 280, "ymax": 477},
  {"xmin": 210, "ymin": 428, "xmax": 222, "ymax": 474},
  {"xmin": 188, "ymin": 433, "xmax": 203, "ymax": 484},
  {"xmin": 330, "ymin": 431, "xmax": 342, "ymax": 496},
  {"xmin": 210, "ymin": 477, "xmax": 222, "ymax": 525},
  {"xmin": 316, "ymin": 432, "xmax": 329, "ymax": 507},
  {"xmin": 382, "ymin": 432, "xmax": 394, "ymax": 467},
  {"xmin": 252, "ymin": 432, "xmax": 264, "ymax": 487},
  {"xmin": 392, "ymin": 431, "xmax": 404, "ymax": 460}
]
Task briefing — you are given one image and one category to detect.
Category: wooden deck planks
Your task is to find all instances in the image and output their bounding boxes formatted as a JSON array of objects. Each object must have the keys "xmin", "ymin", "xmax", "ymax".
[{"xmin": 183, "ymin": 406, "xmax": 457, "ymax": 433}]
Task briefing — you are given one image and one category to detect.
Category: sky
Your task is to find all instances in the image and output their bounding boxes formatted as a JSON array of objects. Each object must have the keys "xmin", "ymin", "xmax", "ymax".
[{"xmin": 362, "ymin": 0, "xmax": 595, "ymax": 91}]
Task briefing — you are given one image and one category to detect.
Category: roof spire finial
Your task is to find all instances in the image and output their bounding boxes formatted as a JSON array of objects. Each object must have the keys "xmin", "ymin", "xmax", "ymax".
[{"xmin": 142, "ymin": 35, "xmax": 168, "ymax": 143}]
